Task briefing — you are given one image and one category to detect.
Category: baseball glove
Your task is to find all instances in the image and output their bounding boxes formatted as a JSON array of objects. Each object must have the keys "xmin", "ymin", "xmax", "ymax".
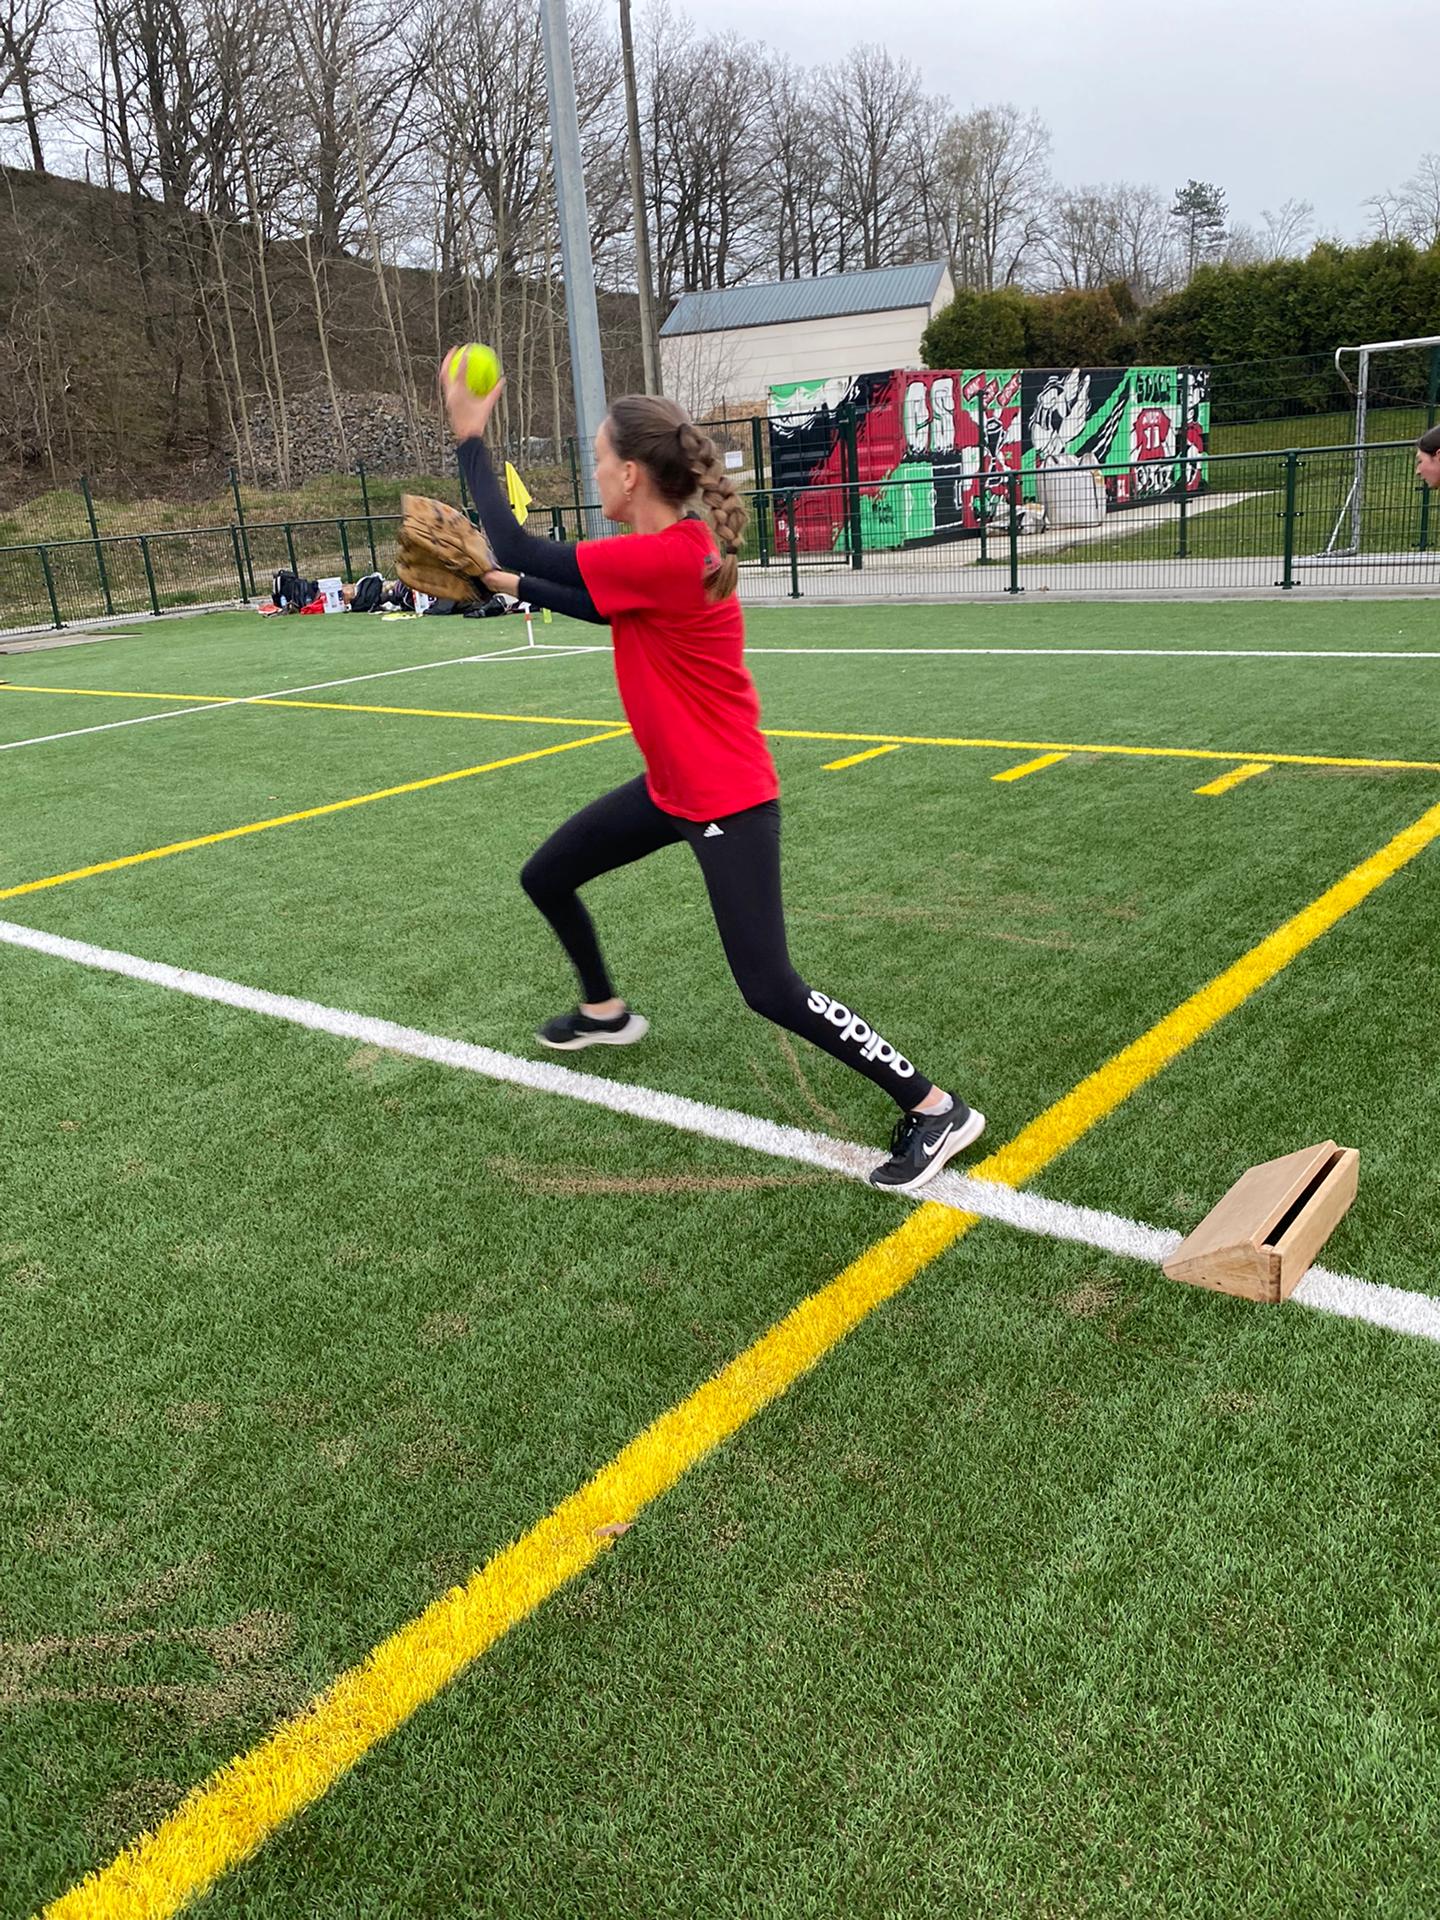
[{"xmin": 395, "ymin": 494, "xmax": 496, "ymax": 604}]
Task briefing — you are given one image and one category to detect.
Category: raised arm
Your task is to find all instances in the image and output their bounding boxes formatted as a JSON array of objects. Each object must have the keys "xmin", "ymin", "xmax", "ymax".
[
  {"xmin": 456, "ymin": 436, "xmax": 589, "ymax": 587},
  {"xmin": 440, "ymin": 347, "xmax": 601, "ymax": 621}
]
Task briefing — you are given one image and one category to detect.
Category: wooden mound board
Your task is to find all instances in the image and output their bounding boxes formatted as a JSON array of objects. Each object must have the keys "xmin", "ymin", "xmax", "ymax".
[{"xmin": 1162, "ymin": 1141, "xmax": 1359, "ymax": 1303}]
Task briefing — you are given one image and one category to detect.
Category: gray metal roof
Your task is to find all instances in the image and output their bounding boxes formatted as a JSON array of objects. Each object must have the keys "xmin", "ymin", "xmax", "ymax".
[{"xmin": 659, "ymin": 262, "xmax": 949, "ymax": 337}]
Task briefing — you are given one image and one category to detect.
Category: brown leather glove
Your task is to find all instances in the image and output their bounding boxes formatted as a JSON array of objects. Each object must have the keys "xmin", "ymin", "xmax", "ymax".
[{"xmin": 395, "ymin": 494, "xmax": 496, "ymax": 604}]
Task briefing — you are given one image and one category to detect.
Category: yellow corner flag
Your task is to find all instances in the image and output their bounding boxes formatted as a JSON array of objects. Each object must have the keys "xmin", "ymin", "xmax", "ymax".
[{"xmin": 504, "ymin": 461, "xmax": 533, "ymax": 526}]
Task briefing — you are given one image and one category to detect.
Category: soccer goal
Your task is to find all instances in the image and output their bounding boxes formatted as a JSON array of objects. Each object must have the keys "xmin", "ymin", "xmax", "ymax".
[{"xmin": 1312, "ymin": 333, "xmax": 1440, "ymax": 559}]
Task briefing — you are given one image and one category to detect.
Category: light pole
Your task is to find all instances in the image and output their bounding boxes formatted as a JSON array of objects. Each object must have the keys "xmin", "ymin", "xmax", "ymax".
[
  {"xmin": 618, "ymin": 0, "xmax": 661, "ymax": 394},
  {"xmin": 539, "ymin": 0, "xmax": 608, "ymax": 526}
]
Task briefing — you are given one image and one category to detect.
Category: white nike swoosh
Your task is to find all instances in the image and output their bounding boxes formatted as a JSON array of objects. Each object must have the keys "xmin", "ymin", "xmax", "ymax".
[{"xmin": 921, "ymin": 1127, "xmax": 952, "ymax": 1157}]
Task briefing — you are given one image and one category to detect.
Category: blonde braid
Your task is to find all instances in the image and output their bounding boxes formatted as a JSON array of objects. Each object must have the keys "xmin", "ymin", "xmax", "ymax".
[{"xmin": 678, "ymin": 421, "xmax": 748, "ymax": 601}]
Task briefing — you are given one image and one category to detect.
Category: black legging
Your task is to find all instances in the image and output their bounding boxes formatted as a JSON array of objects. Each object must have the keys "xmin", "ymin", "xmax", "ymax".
[{"xmin": 521, "ymin": 777, "xmax": 933, "ymax": 1110}]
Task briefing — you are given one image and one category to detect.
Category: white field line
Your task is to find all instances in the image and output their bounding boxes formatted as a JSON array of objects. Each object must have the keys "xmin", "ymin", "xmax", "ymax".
[
  {"xmin": 741, "ymin": 646, "xmax": 1440, "ymax": 662},
  {"xmin": 2, "ymin": 916, "xmax": 1434, "ymax": 1346},
  {"xmin": 0, "ymin": 642, "xmax": 599, "ymax": 755}
]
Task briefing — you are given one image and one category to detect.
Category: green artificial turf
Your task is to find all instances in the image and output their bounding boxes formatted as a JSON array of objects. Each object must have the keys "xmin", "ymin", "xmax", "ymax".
[{"xmin": 5, "ymin": 598, "xmax": 1440, "ymax": 1918}]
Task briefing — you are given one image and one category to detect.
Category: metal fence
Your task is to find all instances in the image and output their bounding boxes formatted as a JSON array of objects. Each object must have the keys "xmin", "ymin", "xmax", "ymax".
[{"xmin": 3, "ymin": 440, "xmax": 1439, "ymax": 635}]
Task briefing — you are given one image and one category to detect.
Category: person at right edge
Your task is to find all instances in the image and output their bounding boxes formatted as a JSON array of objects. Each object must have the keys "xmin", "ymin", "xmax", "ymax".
[{"xmin": 439, "ymin": 347, "xmax": 985, "ymax": 1196}]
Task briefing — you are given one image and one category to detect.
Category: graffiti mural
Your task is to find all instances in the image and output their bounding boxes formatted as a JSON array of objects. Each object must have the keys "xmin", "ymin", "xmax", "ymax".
[{"xmin": 768, "ymin": 365, "xmax": 1210, "ymax": 553}]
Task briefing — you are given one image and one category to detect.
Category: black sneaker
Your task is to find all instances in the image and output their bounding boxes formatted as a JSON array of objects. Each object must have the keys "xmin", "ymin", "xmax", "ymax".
[
  {"xmin": 868, "ymin": 1100, "xmax": 986, "ymax": 1194},
  {"xmin": 536, "ymin": 1006, "xmax": 650, "ymax": 1051}
]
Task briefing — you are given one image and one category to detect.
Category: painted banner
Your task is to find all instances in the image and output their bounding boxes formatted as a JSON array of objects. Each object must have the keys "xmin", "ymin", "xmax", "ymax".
[{"xmin": 768, "ymin": 365, "xmax": 1210, "ymax": 553}]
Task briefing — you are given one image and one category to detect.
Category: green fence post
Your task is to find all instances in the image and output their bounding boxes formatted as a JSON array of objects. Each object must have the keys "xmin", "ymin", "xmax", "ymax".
[
  {"xmin": 566, "ymin": 437, "xmax": 583, "ymax": 531},
  {"xmin": 80, "ymin": 474, "xmax": 114, "ymax": 616},
  {"xmin": 229, "ymin": 467, "xmax": 255, "ymax": 594},
  {"xmin": 1007, "ymin": 470, "xmax": 1021, "ymax": 593},
  {"xmin": 749, "ymin": 414, "xmax": 765, "ymax": 492},
  {"xmin": 139, "ymin": 536, "xmax": 160, "ymax": 614},
  {"xmin": 550, "ymin": 506, "xmax": 565, "ymax": 540},
  {"xmin": 756, "ymin": 486, "xmax": 771, "ymax": 570},
  {"xmin": 338, "ymin": 518, "xmax": 353, "ymax": 576},
  {"xmin": 37, "ymin": 545, "xmax": 62, "ymax": 628},
  {"xmin": 230, "ymin": 525, "xmax": 249, "ymax": 601},
  {"xmin": 978, "ymin": 484, "xmax": 989, "ymax": 566},
  {"xmin": 843, "ymin": 410, "xmax": 863, "ymax": 570},
  {"xmin": 357, "ymin": 464, "xmax": 379, "ymax": 570},
  {"xmin": 784, "ymin": 493, "xmax": 801, "ymax": 599},
  {"xmin": 1281, "ymin": 451, "xmax": 1299, "ymax": 589},
  {"xmin": 284, "ymin": 523, "xmax": 298, "ymax": 573},
  {"xmin": 1175, "ymin": 369, "xmax": 1190, "ymax": 560}
]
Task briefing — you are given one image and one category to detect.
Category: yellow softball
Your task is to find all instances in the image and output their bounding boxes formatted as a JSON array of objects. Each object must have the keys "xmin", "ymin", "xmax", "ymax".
[{"xmin": 453, "ymin": 343, "xmax": 501, "ymax": 397}]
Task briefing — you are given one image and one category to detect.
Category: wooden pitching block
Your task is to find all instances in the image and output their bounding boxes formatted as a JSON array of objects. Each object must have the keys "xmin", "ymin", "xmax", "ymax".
[{"xmin": 1162, "ymin": 1141, "xmax": 1359, "ymax": 1304}]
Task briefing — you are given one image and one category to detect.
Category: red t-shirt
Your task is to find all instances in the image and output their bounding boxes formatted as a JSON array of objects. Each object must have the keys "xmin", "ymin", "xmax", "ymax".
[{"xmin": 576, "ymin": 518, "xmax": 779, "ymax": 822}]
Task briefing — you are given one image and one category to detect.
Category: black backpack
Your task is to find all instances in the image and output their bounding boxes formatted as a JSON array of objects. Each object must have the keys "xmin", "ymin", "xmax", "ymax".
[
  {"xmin": 348, "ymin": 572, "xmax": 385, "ymax": 614},
  {"xmin": 271, "ymin": 569, "xmax": 320, "ymax": 612}
]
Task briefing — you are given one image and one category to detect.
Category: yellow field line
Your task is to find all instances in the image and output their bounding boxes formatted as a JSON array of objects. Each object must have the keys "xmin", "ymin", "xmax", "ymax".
[
  {"xmin": 763, "ymin": 726, "xmax": 1440, "ymax": 774},
  {"xmin": 1195, "ymin": 761, "xmax": 1272, "ymax": 797},
  {"xmin": 0, "ymin": 682, "xmax": 622, "ymax": 728},
  {"xmin": 255, "ymin": 698, "xmax": 624, "ymax": 725},
  {"xmin": 45, "ymin": 794, "xmax": 1440, "ymax": 1920},
  {"xmin": 993, "ymin": 751, "xmax": 1070, "ymax": 783},
  {"xmin": 3, "ymin": 683, "xmax": 1438, "ymax": 774},
  {"xmin": 823, "ymin": 743, "xmax": 903, "ymax": 771},
  {"xmin": 0, "ymin": 683, "xmax": 215, "ymax": 703},
  {"xmin": 0, "ymin": 732, "xmax": 630, "ymax": 904}
]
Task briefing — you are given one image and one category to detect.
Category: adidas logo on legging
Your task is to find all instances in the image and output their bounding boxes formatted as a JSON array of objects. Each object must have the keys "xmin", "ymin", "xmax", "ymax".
[{"xmin": 806, "ymin": 990, "xmax": 916, "ymax": 1077}]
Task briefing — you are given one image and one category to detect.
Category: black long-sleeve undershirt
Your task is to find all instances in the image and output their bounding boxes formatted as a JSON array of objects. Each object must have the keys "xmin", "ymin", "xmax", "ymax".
[{"xmin": 457, "ymin": 437, "xmax": 605, "ymax": 626}]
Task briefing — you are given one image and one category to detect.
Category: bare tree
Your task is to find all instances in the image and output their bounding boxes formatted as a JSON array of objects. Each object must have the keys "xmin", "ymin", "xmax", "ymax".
[
  {"xmin": 939, "ymin": 103, "xmax": 1051, "ymax": 290},
  {"xmin": 281, "ymin": 0, "xmax": 424, "ymax": 250},
  {"xmin": 1259, "ymin": 196, "xmax": 1314, "ymax": 260},
  {"xmin": 1220, "ymin": 222, "xmax": 1264, "ymax": 267},
  {"xmin": 758, "ymin": 53, "xmax": 839, "ymax": 280},
  {"xmin": 1385, "ymin": 153, "xmax": 1440, "ymax": 248},
  {"xmin": 640, "ymin": 11, "xmax": 770, "ymax": 299},
  {"xmin": 821, "ymin": 45, "xmax": 924, "ymax": 272},
  {"xmin": 0, "ymin": 0, "xmax": 61, "ymax": 170},
  {"xmin": 1042, "ymin": 185, "xmax": 1123, "ymax": 291}
]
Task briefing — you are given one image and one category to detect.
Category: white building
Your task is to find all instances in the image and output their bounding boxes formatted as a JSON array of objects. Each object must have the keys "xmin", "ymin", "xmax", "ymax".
[{"xmin": 659, "ymin": 262, "xmax": 955, "ymax": 416}]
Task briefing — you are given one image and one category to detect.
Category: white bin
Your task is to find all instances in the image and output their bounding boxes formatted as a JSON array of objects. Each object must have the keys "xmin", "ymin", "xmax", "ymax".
[{"xmin": 1037, "ymin": 460, "xmax": 1106, "ymax": 527}]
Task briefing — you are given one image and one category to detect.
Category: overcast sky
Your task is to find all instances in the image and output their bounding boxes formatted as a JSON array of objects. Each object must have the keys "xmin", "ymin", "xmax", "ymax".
[{"xmin": 704, "ymin": 0, "xmax": 1430, "ymax": 241}]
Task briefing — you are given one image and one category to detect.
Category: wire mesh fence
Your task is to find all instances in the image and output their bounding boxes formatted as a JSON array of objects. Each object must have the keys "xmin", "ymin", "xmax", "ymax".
[{"xmin": 4, "ymin": 441, "xmax": 1440, "ymax": 635}]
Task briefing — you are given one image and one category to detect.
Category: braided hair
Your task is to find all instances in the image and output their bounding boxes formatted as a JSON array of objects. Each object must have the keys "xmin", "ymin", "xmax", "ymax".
[{"xmin": 606, "ymin": 394, "xmax": 748, "ymax": 601}]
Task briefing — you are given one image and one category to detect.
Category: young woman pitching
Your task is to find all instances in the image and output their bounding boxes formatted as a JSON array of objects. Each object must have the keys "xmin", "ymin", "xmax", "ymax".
[{"xmin": 440, "ymin": 347, "xmax": 983, "ymax": 1195}]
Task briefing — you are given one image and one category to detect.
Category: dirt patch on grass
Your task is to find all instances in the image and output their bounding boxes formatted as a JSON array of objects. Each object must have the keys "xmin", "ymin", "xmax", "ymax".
[
  {"xmin": 167, "ymin": 1240, "xmax": 228, "ymax": 1272},
  {"xmin": 0, "ymin": 1611, "xmax": 298, "ymax": 1731},
  {"xmin": 1202, "ymin": 1389, "xmax": 1273, "ymax": 1418},
  {"xmin": 164, "ymin": 1402, "xmax": 222, "ymax": 1435},
  {"xmin": 0, "ymin": 1609, "xmax": 292, "ymax": 1680},
  {"xmin": 89, "ymin": 1777, "xmax": 185, "ymax": 1846},
  {"xmin": 24, "ymin": 1497, "xmax": 129, "ymax": 1558},
  {"xmin": 796, "ymin": 1566, "xmax": 869, "ymax": 1618},
  {"xmin": 1057, "ymin": 1282, "xmax": 1122, "ymax": 1319},
  {"xmin": 418, "ymin": 1311, "xmax": 472, "ymax": 1348},
  {"xmin": 488, "ymin": 1154, "xmax": 831, "ymax": 1197},
  {"xmin": 774, "ymin": 1031, "xmax": 844, "ymax": 1130},
  {"xmin": 388, "ymin": 1407, "xmax": 476, "ymax": 1484},
  {"xmin": 266, "ymin": 1395, "xmax": 333, "ymax": 1429},
  {"xmin": 106, "ymin": 1553, "xmax": 217, "ymax": 1619}
]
